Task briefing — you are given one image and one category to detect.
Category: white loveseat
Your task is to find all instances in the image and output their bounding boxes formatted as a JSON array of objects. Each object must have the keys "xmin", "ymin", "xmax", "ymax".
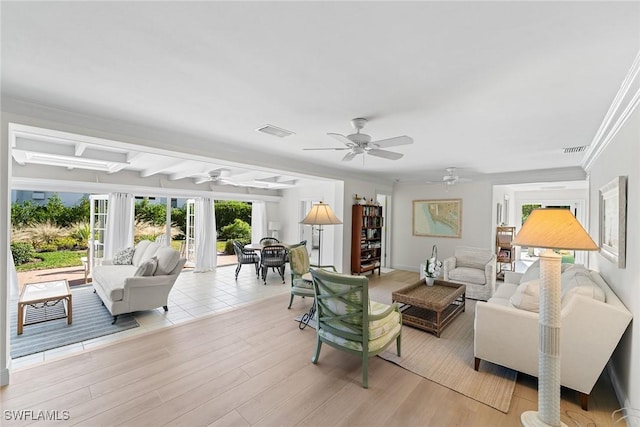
[
  {"xmin": 474, "ymin": 263, "xmax": 632, "ymax": 409},
  {"xmin": 93, "ymin": 240, "xmax": 186, "ymax": 324}
]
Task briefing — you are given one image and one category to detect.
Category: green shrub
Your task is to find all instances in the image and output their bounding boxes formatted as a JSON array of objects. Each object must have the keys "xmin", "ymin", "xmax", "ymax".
[
  {"xmin": 224, "ymin": 240, "xmax": 235, "ymax": 255},
  {"xmin": 215, "ymin": 201, "xmax": 251, "ymax": 232},
  {"xmin": 219, "ymin": 219, "xmax": 251, "ymax": 241},
  {"xmin": 69, "ymin": 221, "xmax": 91, "ymax": 248},
  {"xmin": 38, "ymin": 243, "xmax": 58, "ymax": 253},
  {"xmin": 10, "ymin": 242, "xmax": 36, "ymax": 265},
  {"xmin": 55, "ymin": 236, "xmax": 78, "ymax": 250}
]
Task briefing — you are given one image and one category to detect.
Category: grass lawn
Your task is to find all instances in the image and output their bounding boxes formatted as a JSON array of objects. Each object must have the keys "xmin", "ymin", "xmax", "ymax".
[
  {"xmin": 15, "ymin": 240, "xmax": 234, "ymax": 272},
  {"xmin": 15, "ymin": 250, "xmax": 85, "ymax": 272}
]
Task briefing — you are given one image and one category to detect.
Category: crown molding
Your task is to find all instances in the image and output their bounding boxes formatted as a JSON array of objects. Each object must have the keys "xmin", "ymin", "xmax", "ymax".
[{"xmin": 582, "ymin": 50, "xmax": 640, "ymax": 172}]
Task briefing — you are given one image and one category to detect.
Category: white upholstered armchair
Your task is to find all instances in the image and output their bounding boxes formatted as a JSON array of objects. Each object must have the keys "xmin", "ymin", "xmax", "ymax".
[{"xmin": 443, "ymin": 246, "xmax": 496, "ymax": 301}]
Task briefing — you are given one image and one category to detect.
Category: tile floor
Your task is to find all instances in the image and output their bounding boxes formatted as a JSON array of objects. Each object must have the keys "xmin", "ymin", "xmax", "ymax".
[{"xmin": 10, "ymin": 263, "xmax": 293, "ymax": 370}]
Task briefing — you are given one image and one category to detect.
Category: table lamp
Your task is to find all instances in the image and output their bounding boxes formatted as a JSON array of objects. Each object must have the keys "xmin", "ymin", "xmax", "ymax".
[
  {"xmin": 512, "ymin": 208, "xmax": 598, "ymax": 427},
  {"xmin": 268, "ymin": 221, "xmax": 281, "ymax": 240},
  {"xmin": 300, "ymin": 201, "xmax": 342, "ymax": 265}
]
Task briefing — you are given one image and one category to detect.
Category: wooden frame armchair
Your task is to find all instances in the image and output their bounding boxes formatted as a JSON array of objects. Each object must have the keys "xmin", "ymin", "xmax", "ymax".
[
  {"xmin": 309, "ymin": 268, "xmax": 402, "ymax": 388},
  {"xmin": 288, "ymin": 244, "xmax": 336, "ymax": 309}
]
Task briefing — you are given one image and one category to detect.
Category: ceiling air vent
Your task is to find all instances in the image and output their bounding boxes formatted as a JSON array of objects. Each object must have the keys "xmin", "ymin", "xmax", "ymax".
[
  {"xmin": 256, "ymin": 124, "xmax": 295, "ymax": 138},
  {"xmin": 563, "ymin": 145, "xmax": 588, "ymax": 154}
]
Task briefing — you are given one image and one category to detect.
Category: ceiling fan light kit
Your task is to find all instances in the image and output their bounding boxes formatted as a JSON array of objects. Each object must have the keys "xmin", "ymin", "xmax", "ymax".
[
  {"xmin": 425, "ymin": 167, "xmax": 472, "ymax": 187},
  {"xmin": 304, "ymin": 118, "xmax": 413, "ymax": 162}
]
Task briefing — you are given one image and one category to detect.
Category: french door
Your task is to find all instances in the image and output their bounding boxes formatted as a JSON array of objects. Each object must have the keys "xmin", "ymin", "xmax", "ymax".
[{"xmin": 89, "ymin": 195, "xmax": 108, "ymax": 268}]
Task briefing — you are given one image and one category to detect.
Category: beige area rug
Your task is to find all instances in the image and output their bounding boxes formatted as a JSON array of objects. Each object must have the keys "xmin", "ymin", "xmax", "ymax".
[{"xmin": 370, "ymin": 281, "xmax": 517, "ymax": 413}]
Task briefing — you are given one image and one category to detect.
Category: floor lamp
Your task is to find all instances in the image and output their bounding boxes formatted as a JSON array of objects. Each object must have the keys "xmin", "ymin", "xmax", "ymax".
[
  {"xmin": 300, "ymin": 201, "xmax": 342, "ymax": 266},
  {"xmin": 512, "ymin": 208, "xmax": 598, "ymax": 427}
]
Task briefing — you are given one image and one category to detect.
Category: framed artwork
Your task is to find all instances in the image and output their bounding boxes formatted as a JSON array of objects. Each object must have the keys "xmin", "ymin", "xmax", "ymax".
[
  {"xmin": 413, "ymin": 199, "xmax": 462, "ymax": 238},
  {"xmin": 599, "ymin": 176, "xmax": 627, "ymax": 268}
]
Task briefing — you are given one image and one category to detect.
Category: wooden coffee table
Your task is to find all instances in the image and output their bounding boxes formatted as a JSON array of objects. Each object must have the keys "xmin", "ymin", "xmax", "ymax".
[
  {"xmin": 17, "ymin": 279, "xmax": 72, "ymax": 335},
  {"xmin": 392, "ymin": 279, "xmax": 465, "ymax": 337}
]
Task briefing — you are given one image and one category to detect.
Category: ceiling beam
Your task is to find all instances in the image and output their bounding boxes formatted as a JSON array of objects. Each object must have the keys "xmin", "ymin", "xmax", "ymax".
[{"xmin": 139, "ymin": 161, "xmax": 179, "ymax": 178}]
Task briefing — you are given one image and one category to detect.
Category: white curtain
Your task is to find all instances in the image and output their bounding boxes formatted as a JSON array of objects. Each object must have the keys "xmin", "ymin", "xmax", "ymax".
[
  {"xmin": 194, "ymin": 197, "xmax": 217, "ymax": 272},
  {"xmin": 104, "ymin": 193, "xmax": 134, "ymax": 259},
  {"xmin": 251, "ymin": 201, "xmax": 268, "ymax": 243}
]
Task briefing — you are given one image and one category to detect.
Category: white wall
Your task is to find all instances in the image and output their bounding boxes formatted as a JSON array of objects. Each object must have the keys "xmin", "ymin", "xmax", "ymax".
[
  {"xmin": 278, "ymin": 180, "xmax": 344, "ymax": 271},
  {"xmin": 587, "ymin": 108, "xmax": 639, "ymax": 415},
  {"xmin": 392, "ymin": 180, "xmax": 494, "ymax": 272}
]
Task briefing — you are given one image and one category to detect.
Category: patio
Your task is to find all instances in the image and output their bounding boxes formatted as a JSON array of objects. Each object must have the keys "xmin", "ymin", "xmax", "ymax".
[{"xmin": 11, "ymin": 252, "xmax": 284, "ymax": 369}]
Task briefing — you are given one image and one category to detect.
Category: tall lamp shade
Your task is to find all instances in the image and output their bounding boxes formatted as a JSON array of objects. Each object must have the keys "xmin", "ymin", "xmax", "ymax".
[
  {"xmin": 300, "ymin": 201, "xmax": 342, "ymax": 265},
  {"xmin": 512, "ymin": 209, "xmax": 598, "ymax": 427}
]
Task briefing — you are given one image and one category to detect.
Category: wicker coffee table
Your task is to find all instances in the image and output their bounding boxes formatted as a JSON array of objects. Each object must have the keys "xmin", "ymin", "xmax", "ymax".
[{"xmin": 392, "ymin": 279, "xmax": 465, "ymax": 337}]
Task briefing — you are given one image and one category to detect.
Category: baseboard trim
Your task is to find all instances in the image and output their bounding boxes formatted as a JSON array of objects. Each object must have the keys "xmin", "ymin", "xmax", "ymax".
[
  {"xmin": 393, "ymin": 264, "xmax": 420, "ymax": 273},
  {"xmin": 0, "ymin": 367, "xmax": 10, "ymax": 386},
  {"xmin": 607, "ymin": 362, "xmax": 639, "ymax": 427}
]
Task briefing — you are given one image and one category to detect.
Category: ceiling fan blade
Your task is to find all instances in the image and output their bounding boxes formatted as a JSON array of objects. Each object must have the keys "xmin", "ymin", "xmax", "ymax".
[
  {"xmin": 327, "ymin": 133, "xmax": 354, "ymax": 146},
  {"xmin": 303, "ymin": 147, "xmax": 351, "ymax": 151},
  {"xmin": 371, "ymin": 135, "xmax": 413, "ymax": 148},
  {"xmin": 367, "ymin": 149, "xmax": 403, "ymax": 160},
  {"xmin": 342, "ymin": 151, "xmax": 358, "ymax": 162},
  {"xmin": 193, "ymin": 177, "xmax": 211, "ymax": 185}
]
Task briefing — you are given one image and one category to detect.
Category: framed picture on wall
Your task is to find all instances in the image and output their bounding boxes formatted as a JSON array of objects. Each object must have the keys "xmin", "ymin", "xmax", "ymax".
[
  {"xmin": 599, "ymin": 176, "xmax": 627, "ymax": 268},
  {"xmin": 412, "ymin": 199, "xmax": 462, "ymax": 238}
]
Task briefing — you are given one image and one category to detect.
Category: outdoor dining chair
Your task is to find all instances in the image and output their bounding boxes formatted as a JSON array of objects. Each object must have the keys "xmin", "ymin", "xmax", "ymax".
[
  {"xmin": 232, "ymin": 240, "xmax": 260, "ymax": 279},
  {"xmin": 260, "ymin": 244, "xmax": 287, "ymax": 284}
]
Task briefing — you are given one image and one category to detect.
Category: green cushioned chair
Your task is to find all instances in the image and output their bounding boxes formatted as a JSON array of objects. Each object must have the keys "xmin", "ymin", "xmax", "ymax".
[
  {"xmin": 309, "ymin": 268, "xmax": 402, "ymax": 388},
  {"xmin": 287, "ymin": 243, "xmax": 336, "ymax": 309}
]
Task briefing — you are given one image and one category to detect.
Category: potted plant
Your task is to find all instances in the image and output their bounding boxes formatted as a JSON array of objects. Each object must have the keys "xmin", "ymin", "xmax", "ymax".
[{"xmin": 424, "ymin": 245, "xmax": 442, "ymax": 286}]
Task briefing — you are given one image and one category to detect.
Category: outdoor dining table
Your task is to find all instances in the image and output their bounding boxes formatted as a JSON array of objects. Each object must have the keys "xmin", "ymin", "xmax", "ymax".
[{"xmin": 244, "ymin": 242, "xmax": 292, "ymax": 251}]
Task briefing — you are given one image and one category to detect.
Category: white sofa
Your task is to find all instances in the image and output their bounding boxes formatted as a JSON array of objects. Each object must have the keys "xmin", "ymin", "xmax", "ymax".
[
  {"xmin": 444, "ymin": 246, "xmax": 496, "ymax": 301},
  {"xmin": 92, "ymin": 240, "xmax": 186, "ymax": 324},
  {"xmin": 474, "ymin": 263, "xmax": 632, "ymax": 409}
]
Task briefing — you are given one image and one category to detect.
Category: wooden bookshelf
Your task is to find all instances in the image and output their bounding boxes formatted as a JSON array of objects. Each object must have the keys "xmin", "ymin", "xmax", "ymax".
[
  {"xmin": 351, "ymin": 204, "xmax": 383, "ymax": 275},
  {"xmin": 496, "ymin": 226, "xmax": 516, "ymax": 278}
]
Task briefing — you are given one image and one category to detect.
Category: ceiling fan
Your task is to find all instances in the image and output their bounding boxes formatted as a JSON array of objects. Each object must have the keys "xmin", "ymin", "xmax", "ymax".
[
  {"xmin": 304, "ymin": 118, "xmax": 413, "ymax": 162},
  {"xmin": 426, "ymin": 167, "xmax": 472, "ymax": 186},
  {"xmin": 193, "ymin": 169, "xmax": 237, "ymax": 185}
]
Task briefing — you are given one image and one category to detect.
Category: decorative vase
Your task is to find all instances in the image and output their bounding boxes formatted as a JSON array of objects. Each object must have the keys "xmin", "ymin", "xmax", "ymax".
[{"xmin": 426, "ymin": 277, "xmax": 435, "ymax": 286}]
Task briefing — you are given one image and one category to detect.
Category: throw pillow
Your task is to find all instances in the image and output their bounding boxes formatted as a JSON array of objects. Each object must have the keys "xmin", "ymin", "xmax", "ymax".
[
  {"xmin": 562, "ymin": 271, "xmax": 606, "ymax": 302},
  {"xmin": 510, "ymin": 279, "xmax": 540, "ymax": 312},
  {"xmin": 112, "ymin": 246, "xmax": 135, "ymax": 265},
  {"xmin": 519, "ymin": 261, "xmax": 581, "ymax": 284},
  {"xmin": 134, "ymin": 256, "xmax": 158, "ymax": 277},
  {"xmin": 154, "ymin": 247, "xmax": 181, "ymax": 275}
]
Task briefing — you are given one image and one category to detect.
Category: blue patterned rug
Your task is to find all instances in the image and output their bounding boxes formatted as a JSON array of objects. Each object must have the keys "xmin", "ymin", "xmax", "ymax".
[{"xmin": 10, "ymin": 285, "xmax": 139, "ymax": 359}]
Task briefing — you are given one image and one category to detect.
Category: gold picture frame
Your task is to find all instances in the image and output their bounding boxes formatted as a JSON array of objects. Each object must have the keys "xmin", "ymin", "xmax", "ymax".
[
  {"xmin": 413, "ymin": 199, "xmax": 462, "ymax": 238},
  {"xmin": 599, "ymin": 176, "xmax": 627, "ymax": 268}
]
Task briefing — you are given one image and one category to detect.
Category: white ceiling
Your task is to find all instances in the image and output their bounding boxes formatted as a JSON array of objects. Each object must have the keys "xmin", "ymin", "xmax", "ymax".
[{"xmin": 2, "ymin": 1, "xmax": 639, "ymax": 184}]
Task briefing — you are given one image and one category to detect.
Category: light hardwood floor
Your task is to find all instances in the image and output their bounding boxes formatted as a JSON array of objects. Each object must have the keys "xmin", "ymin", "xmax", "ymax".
[{"xmin": 1, "ymin": 269, "xmax": 625, "ymax": 426}]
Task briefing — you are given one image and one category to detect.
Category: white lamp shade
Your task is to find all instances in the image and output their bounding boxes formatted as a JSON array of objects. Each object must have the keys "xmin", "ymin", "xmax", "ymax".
[
  {"xmin": 513, "ymin": 208, "xmax": 598, "ymax": 251},
  {"xmin": 268, "ymin": 221, "xmax": 281, "ymax": 231},
  {"xmin": 300, "ymin": 201, "xmax": 342, "ymax": 225}
]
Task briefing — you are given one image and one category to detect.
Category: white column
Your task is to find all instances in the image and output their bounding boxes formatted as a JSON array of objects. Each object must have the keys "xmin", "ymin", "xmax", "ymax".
[
  {"xmin": 1, "ymin": 121, "xmax": 11, "ymax": 386},
  {"xmin": 165, "ymin": 198, "xmax": 171, "ymax": 246}
]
